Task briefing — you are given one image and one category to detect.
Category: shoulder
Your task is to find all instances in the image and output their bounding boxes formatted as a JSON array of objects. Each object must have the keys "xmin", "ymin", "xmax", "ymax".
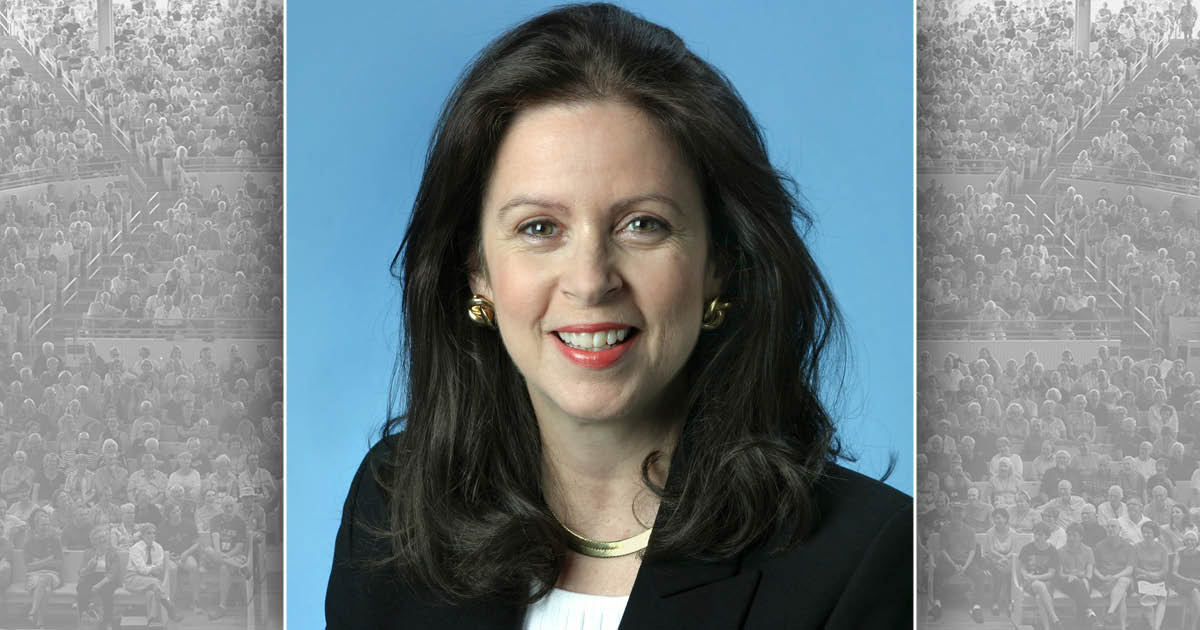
[{"xmin": 739, "ymin": 463, "xmax": 912, "ymax": 627}]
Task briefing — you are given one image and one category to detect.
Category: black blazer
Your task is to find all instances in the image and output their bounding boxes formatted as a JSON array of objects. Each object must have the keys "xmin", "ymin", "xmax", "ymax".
[{"xmin": 326, "ymin": 437, "xmax": 913, "ymax": 629}]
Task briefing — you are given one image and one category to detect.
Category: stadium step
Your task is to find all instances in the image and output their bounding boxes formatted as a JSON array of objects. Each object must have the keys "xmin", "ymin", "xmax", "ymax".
[
  {"xmin": 1057, "ymin": 39, "xmax": 1189, "ymax": 163},
  {"xmin": 0, "ymin": 32, "xmax": 126, "ymax": 164}
]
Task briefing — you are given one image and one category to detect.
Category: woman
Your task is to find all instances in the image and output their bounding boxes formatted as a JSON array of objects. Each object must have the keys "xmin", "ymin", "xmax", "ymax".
[
  {"xmin": 23, "ymin": 507, "xmax": 60, "ymax": 628},
  {"xmin": 205, "ymin": 454, "xmax": 237, "ymax": 498},
  {"xmin": 1172, "ymin": 530, "xmax": 1200, "ymax": 630},
  {"xmin": 78, "ymin": 524, "xmax": 121, "ymax": 630},
  {"xmin": 1032, "ymin": 440, "xmax": 1056, "ymax": 481},
  {"xmin": 981, "ymin": 507, "xmax": 1016, "ymax": 616},
  {"xmin": 1134, "ymin": 521, "xmax": 1171, "ymax": 630},
  {"xmin": 1010, "ymin": 490, "xmax": 1040, "ymax": 533},
  {"xmin": 1163, "ymin": 504, "xmax": 1196, "ymax": 552},
  {"xmin": 990, "ymin": 456, "xmax": 1022, "ymax": 509},
  {"xmin": 324, "ymin": 4, "xmax": 910, "ymax": 628}
]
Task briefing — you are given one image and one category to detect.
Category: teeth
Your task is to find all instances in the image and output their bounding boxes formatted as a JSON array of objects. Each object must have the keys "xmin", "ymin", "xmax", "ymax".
[{"xmin": 556, "ymin": 328, "xmax": 632, "ymax": 351}]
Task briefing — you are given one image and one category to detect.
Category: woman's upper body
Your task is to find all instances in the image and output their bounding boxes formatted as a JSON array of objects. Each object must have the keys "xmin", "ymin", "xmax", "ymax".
[
  {"xmin": 324, "ymin": 4, "xmax": 909, "ymax": 628},
  {"xmin": 327, "ymin": 435, "xmax": 911, "ymax": 630}
]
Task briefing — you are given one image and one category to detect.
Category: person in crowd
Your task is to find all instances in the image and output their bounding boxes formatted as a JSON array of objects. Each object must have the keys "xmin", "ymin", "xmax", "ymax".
[
  {"xmin": 1134, "ymin": 521, "xmax": 1171, "ymax": 630},
  {"xmin": 963, "ymin": 486, "xmax": 993, "ymax": 532},
  {"xmin": 1020, "ymin": 522, "xmax": 1064, "ymax": 630},
  {"xmin": 78, "ymin": 524, "xmax": 121, "ymax": 630},
  {"xmin": 1040, "ymin": 450, "xmax": 1080, "ymax": 503},
  {"xmin": 128, "ymin": 453, "xmax": 167, "ymax": 506},
  {"xmin": 1146, "ymin": 484, "xmax": 1177, "ymax": 527},
  {"xmin": 205, "ymin": 454, "xmax": 237, "ymax": 498},
  {"xmin": 1042, "ymin": 506, "xmax": 1068, "ymax": 549},
  {"xmin": 1041, "ymin": 480, "xmax": 1086, "ymax": 527},
  {"xmin": 1172, "ymin": 530, "xmax": 1200, "ymax": 629},
  {"xmin": 1094, "ymin": 518, "xmax": 1135, "ymax": 629},
  {"xmin": 124, "ymin": 523, "xmax": 182, "ymax": 623},
  {"xmin": 1058, "ymin": 523, "xmax": 1098, "ymax": 627},
  {"xmin": 1, "ymin": 449, "xmax": 33, "ymax": 503},
  {"xmin": 1011, "ymin": 490, "xmax": 1040, "ymax": 533},
  {"xmin": 1101, "ymin": 485, "xmax": 1129, "ymax": 526},
  {"xmin": 1081, "ymin": 503, "xmax": 1107, "ymax": 547},
  {"xmin": 23, "ymin": 507, "xmax": 60, "ymax": 627},
  {"xmin": 206, "ymin": 495, "xmax": 248, "ymax": 620},
  {"xmin": 991, "ymin": 456, "xmax": 1022, "ymax": 508},
  {"xmin": 1121, "ymin": 497, "xmax": 1153, "ymax": 544},
  {"xmin": 981, "ymin": 507, "xmax": 1016, "ymax": 617},
  {"xmin": 160, "ymin": 502, "xmax": 200, "ymax": 613}
]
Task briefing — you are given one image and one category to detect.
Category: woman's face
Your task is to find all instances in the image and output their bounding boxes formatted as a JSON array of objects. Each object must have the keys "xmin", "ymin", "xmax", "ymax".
[{"xmin": 473, "ymin": 101, "xmax": 718, "ymax": 424}]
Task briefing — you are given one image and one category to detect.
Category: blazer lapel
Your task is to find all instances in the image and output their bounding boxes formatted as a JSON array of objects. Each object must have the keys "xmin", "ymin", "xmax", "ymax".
[
  {"xmin": 615, "ymin": 423, "xmax": 762, "ymax": 629},
  {"xmin": 619, "ymin": 555, "xmax": 761, "ymax": 630}
]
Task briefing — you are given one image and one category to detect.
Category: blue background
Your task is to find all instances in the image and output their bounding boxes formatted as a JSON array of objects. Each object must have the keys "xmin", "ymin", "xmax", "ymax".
[{"xmin": 285, "ymin": 1, "xmax": 914, "ymax": 626}]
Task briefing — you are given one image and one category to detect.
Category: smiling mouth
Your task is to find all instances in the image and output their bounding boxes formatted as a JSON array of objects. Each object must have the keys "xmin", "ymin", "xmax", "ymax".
[{"xmin": 554, "ymin": 328, "xmax": 638, "ymax": 352}]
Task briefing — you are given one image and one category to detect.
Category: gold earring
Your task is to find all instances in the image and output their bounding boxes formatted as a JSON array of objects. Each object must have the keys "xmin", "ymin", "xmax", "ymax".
[
  {"xmin": 468, "ymin": 295, "xmax": 497, "ymax": 329},
  {"xmin": 701, "ymin": 296, "xmax": 731, "ymax": 330}
]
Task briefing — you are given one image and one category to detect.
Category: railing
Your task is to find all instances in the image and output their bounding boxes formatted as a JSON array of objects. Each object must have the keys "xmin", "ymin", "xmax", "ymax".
[
  {"xmin": 0, "ymin": 159, "xmax": 122, "ymax": 191},
  {"xmin": 1133, "ymin": 306, "xmax": 1157, "ymax": 345},
  {"xmin": 66, "ymin": 317, "xmax": 282, "ymax": 340},
  {"xmin": 1060, "ymin": 162, "xmax": 1200, "ymax": 195},
  {"xmin": 917, "ymin": 158, "xmax": 1005, "ymax": 174},
  {"xmin": 179, "ymin": 156, "xmax": 282, "ymax": 172},
  {"xmin": 916, "ymin": 318, "xmax": 1114, "ymax": 341}
]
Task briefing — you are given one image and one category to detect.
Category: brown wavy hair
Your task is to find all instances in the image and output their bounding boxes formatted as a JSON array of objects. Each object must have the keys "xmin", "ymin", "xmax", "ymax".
[{"xmin": 378, "ymin": 2, "xmax": 855, "ymax": 605}]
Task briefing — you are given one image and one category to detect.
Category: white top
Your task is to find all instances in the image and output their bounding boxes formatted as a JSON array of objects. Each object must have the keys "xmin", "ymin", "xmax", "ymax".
[{"xmin": 522, "ymin": 588, "xmax": 630, "ymax": 630}]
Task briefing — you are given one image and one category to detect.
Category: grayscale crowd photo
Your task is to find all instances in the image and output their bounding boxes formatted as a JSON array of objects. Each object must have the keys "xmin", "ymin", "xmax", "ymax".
[
  {"xmin": 0, "ymin": 0, "xmax": 289, "ymax": 628},
  {"xmin": 916, "ymin": 0, "xmax": 1200, "ymax": 628}
]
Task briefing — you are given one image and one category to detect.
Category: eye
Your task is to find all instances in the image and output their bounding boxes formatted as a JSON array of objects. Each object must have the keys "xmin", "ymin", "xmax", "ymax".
[
  {"xmin": 518, "ymin": 220, "xmax": 557, "ymax": 238},
  {"xmin": 625, "ymin": 216, "xmax": 667, "ymax": 234}
]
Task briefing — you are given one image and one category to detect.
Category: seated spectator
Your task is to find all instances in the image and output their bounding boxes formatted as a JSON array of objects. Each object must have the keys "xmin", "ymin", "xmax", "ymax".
[
  {"xmin": 1081, "ymin": 503, "xmax": 1106, "ymax": 547},
  {"xmin": 1120, "ymin": 497, "xmax": 1152, "ymax": 544},
  {"xmin": 930, "ymin": 499, "xmax": 986, "ymax": 622},
  {"xmin": 1095, "ymin": 518, "xmax": 1135, "ymax": 628},
  {"xmin": 204, "ymin": 495, "xmax": 248, "ymax": 620},
  {"xmin": 1058, "ymin": 523, "xmax": 1098, "ymax": 627},
  {"xmin": 1, "ymin": 450, "xmax": 33, "ymax": 503},
  {"xmin": 1018, "ymin": 522, "xmax": 1063, "ymax": 630},
  {"xmin": 77, "ymin": 524, "xmax": 120, "ymax": 630},
  {"xmin": 1041, "ymin": 506, "xmax": 1068, "ymax": 549},
  {"xmin": 1134, "ymin": 521, "xmax": 1170, "ymax": 630},
  {"xmin": 1146, "ymin": 459, "xmax": 1175, "ymax": 501},
  {"xmin": 1163, "ymin": 504, "xmax": 1195, "ymax": 552},
  {"xmin": 1010, "ymin": 490, "xmax": 1040, "ymax": 533},
  {"xmin": 160, "ymin": 502, "xmax": 199, "ymax": 611},
  {"xmin": 1171, "ymin": 530, "xmax": 1200, "ymax": 623},
  {"xmin": 1146, "ymin": 484, "xmax": 1177, "ymax": 527},
  {"xmin": 1041, "ymin": 480, "xmax": 1086, "ymax": 527},
  {"xmin": 127, "ymin": 453, "xmax": 166, "ymax": 505},
  {"xmin": 1039, "ymin": 450, "xmax": 1080, "ymax": 504},
  {"xmin": 24, "ymin": 507, "xmax": 60, "ymax": 628},
  {"xmin": 980, "ymin": 507, "xmax": 1015, "ymax": 617},
  {"xmin": 124, "ymin": 523, "xmax": 182, "ymax": 623}
]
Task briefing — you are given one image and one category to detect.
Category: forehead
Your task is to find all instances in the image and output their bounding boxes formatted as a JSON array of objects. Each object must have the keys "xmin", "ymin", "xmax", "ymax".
[{"xmin": 482, "ymin": 100, "xmax": 702, "ymax": 227}]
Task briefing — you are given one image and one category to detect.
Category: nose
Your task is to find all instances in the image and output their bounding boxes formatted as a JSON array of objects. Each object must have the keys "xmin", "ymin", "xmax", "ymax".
[{"xmin": 559, "ymin": 225, "xmax": 622, "ymax": 304}]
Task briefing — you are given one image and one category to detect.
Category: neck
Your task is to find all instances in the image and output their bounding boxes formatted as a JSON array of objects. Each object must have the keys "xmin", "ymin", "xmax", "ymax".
[{"xmin": 536, "ymin": 391, "xmax": 685, "ymax": 541}]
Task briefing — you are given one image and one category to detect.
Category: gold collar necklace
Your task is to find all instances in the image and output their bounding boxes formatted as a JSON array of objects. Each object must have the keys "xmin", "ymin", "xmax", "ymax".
[{"xmin": 552, "ymin": 512, "xmax": 652, "ymax": 558}]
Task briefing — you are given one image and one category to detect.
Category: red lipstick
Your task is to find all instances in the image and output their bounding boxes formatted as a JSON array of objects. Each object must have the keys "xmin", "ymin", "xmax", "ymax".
[{"xmin": 551, "ymin": 328, "xmax": 638, "ymax": 369}]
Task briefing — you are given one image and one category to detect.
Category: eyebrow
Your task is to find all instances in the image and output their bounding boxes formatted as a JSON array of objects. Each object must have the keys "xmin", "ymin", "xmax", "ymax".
[{"xmin": 494, "ymin": 193, "xmax": 683, "ymax": 224}]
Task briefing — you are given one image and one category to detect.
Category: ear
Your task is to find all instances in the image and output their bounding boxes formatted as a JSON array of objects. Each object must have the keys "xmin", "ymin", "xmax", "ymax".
[
  {"xmin": 467, "ymin": 247, "xmax": 492, "ymax": 298},
  {"xmin": 703, "ymin": 246, "xmax": 726, "ymax": 301}
]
